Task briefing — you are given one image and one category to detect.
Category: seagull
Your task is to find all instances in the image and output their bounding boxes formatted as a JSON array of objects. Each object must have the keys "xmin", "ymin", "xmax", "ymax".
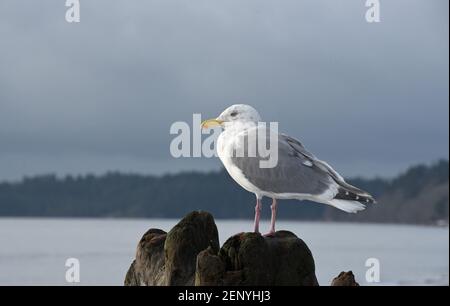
[{"xmin": 201, "ymin": 104, "xmax": 376, "ymax": 236}]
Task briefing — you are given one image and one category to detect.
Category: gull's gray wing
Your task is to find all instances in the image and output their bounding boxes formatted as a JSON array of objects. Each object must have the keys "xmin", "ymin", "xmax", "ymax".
[
  {"xmin": 282, "ymin": 134, "xmax": 374, "ymax": 199},
  {"xmin": 230, "ymin": 131, "xmax": 375, "ymax": 203},
  {"xmin": 230, "ymin": 131, "xmax": 334, "ymax": 196}
]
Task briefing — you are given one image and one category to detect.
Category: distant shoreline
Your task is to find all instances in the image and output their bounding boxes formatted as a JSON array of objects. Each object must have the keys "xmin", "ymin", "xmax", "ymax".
[{"xmin": 0, "ymin": 160, "xmax": 448, "ymax": 225}]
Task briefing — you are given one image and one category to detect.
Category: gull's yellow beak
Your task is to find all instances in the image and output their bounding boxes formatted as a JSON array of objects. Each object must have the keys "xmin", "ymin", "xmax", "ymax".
[{"xmin": 201, "ymin": 118, "xmax": 224, "ymax": 129}]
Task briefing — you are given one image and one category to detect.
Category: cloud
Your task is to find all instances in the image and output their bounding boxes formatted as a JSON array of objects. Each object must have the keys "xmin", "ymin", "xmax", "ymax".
[{"xmin": 0, "ymin": 0, "xmax": 448, "ymax": 181}]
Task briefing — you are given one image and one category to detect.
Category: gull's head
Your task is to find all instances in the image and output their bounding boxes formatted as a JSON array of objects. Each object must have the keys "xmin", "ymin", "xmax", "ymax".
[{"xmin": 201, "ymin": 104, "xmax": 261, "ymax": 129}]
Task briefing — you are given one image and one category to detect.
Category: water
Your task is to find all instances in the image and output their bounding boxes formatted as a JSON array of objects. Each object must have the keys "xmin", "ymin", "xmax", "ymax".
[{"xmin": 0, "ymin": 218, "xmax": 448, "ymax": 286}]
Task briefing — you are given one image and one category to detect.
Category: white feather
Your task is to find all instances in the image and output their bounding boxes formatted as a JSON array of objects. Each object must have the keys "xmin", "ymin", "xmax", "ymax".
[{"xmin": 326, "ymin": 199, "xmax": 366, "ymax": 213}]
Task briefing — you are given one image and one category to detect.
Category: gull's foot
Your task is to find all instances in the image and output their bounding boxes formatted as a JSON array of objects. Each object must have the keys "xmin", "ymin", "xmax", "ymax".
[{"xmin": 263, "ymin": 231, "xmax": 276, "ymax": 237}]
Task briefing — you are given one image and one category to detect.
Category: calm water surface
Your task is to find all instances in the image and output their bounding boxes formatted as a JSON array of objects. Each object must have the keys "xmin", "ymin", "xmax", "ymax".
[{"xmin": 0, "ymin": 218, "xmax": 448, "ymax": 285}]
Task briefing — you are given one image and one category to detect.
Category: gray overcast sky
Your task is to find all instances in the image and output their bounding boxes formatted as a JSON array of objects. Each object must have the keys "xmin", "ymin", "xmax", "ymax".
[{"xmin": 0, "ymin": 0, "xmax": 448, "ymax": 181}]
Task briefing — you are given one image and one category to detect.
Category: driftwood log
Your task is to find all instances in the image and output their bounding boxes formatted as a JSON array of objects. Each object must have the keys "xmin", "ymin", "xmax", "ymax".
[{"xmin": 125, "ymin": 211, "xmax": 358, "ymax": 286}]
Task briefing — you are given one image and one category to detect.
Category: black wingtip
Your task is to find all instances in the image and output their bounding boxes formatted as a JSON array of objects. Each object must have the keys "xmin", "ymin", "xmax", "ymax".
[{"xmin": 335, "ymin": 188, "xmax": 376, "ymax": 205}]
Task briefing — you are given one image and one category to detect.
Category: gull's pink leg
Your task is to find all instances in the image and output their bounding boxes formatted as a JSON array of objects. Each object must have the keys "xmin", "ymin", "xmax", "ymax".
[
  {"xmin": 265, "ymin": 198, "xmax": 277, "ymax": 236},
  {"xmin": 253, "ymin": 198, "xmax": 262, "ymax": 233}
]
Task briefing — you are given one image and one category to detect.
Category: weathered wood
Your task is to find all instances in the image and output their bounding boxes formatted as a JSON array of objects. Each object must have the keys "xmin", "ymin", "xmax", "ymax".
[
  {"xmin": 331, "ymin": 271, "xmax": 360, "ymax": 286},
  {"xmin": 125, "ymin": 211, "xmax": 357, "ymax": 286}
]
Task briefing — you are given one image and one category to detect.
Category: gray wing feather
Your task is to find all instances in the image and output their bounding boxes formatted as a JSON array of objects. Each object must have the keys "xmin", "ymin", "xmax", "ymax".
[
  {"xmin": 230, "ymin": 131, "xmax": 334, "ymax": 196},
  {"xmin": 280, "ymin": 134, "xmax": 373, "ymax": 197},
  {"xmin": 230, "ymin": 130, "xmax": 375, "ymax": 203}
]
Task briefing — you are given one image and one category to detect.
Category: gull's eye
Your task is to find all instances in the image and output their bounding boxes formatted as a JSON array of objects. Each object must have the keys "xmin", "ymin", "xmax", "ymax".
[{"xmin": 230, "ymin": 111, "xmax": 238, "ymax": 117}]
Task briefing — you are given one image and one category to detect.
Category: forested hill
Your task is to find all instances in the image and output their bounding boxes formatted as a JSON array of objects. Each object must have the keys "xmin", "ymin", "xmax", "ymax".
[{"xmin": 0, "ymin": 160, "xmax": 448, "ymax": 225}]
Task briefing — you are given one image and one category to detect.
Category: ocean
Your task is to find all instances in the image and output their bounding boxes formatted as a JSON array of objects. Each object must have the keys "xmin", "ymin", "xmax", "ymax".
[{"xmin": 0, "ymin": 218, "xmax": 448, "ymax": 286}]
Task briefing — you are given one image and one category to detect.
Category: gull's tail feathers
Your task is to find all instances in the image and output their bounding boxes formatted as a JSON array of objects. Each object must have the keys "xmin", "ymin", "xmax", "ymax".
[
  {"xmin": 325, "ymin": 183, "xmax": 376, "ymax": 213},
  {"xmin": 326, "ymin": 199, "xmax": 367, "ymax": 213}
]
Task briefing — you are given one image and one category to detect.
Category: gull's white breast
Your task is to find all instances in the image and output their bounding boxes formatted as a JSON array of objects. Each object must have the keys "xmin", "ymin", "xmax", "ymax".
[{"xmin": 217, "ymin": 126, "xmax": 263, "ymax": 198}]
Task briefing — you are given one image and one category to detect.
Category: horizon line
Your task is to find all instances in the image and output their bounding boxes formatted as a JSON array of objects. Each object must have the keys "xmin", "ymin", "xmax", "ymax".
[{"xmin": 1, "ymin": 158, "xmax": 447, "ymax": 185}]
